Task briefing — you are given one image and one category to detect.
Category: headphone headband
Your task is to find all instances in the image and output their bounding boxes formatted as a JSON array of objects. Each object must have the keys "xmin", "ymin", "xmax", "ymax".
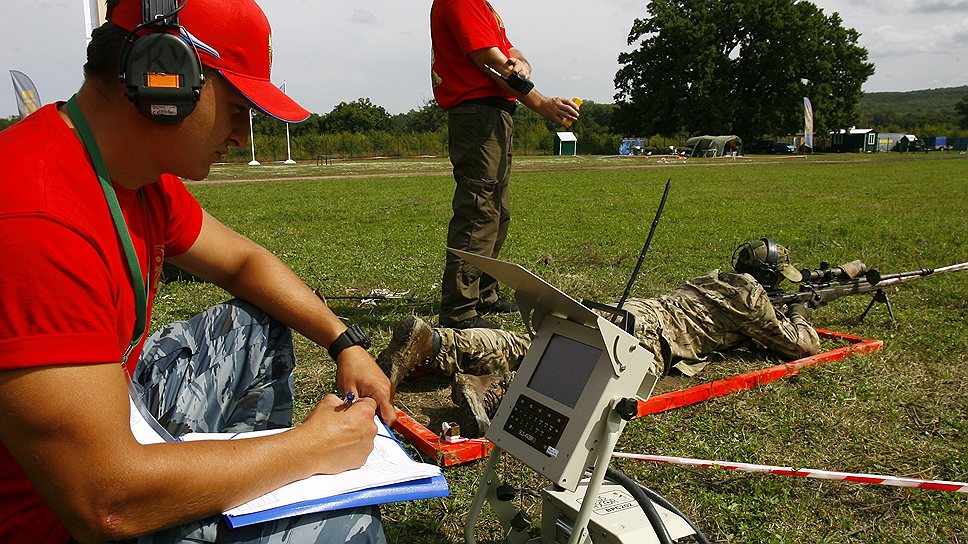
[
  {"xmin": 761, "ymin": 237, "xmax": 778, "ymax": 269},
  {"xmin": 142, "ymin": 0, "xmax": 180, "ymax": 25}
]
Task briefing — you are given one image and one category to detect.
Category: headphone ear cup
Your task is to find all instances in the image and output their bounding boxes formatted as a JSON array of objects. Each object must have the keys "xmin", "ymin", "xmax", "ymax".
[
  {"xmin": 121, "ymin": 32, "xmax": 203, "ymax": 123},
  {"xmin": 761, "ymin": 267, "xmax": 778, "ymax": 286}
]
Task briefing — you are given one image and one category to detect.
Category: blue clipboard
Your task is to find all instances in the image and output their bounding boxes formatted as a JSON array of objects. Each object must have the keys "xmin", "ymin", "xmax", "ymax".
[{"xmin": 223, "ymin": 423, "xmax": 449, "ymax": 528}]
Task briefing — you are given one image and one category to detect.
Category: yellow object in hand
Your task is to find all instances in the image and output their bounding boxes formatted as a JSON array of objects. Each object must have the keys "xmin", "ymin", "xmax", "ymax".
[{"xmin": 562, "ymin": 97, "xmax": 582, "ymax": 128}]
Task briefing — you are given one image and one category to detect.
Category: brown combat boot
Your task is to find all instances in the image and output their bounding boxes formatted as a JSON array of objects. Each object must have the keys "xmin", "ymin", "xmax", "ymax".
[
  {"xmin": 376, "ymin": 315, "xmax": 441, "ymax": 387},
  {"xmin": 451, "ymin": 371, "xmax": 515, "ymax": 438}
]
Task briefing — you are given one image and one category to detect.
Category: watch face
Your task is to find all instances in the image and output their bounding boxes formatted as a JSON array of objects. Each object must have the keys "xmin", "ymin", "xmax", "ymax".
[{"xmin": 353, "ymin": 325, "xmax": 372, "ymax": 350}]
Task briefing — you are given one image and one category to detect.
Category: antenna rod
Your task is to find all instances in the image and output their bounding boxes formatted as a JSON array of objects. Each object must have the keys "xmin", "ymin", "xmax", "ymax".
[{"xmin": 614, "ymin": 179, "xmax": 671, "ymax": 317}]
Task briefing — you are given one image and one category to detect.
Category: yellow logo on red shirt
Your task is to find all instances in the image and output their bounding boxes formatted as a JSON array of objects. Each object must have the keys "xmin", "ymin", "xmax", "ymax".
[{"xmin": 151, "ymin": 245, "xmax": 166, "ymax": 293}]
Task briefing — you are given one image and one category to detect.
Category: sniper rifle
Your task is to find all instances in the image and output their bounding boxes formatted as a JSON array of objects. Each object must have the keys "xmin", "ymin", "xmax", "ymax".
[{"xmin": 768, "ymin": 260, "xmax": 968, "ymax": 322}]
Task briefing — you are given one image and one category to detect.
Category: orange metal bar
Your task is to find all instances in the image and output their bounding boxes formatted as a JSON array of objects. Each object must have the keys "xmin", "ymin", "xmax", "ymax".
[
  {"xmin": 391, "ymin": 410, "xmax": 493, "ymax": 466},
  {"xmin": 635, "ymin": 329, "xmax": 883, "ymax": 417},
  {"xmin": 392, "ymin": 329, "xmax": 883, "ymax": 466}
]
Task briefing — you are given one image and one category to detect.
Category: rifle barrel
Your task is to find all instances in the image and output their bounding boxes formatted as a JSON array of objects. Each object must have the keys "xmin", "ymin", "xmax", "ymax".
[
  {"xmin": 933, "ymin": 262, "xmax": 968, "ymax": 275},
  {"xmin": 877, "ymin": 262, "xmax": 968, "ymax": 286}
]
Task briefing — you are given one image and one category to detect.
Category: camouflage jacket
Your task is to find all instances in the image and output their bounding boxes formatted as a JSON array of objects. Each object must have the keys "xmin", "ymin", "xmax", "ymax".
[{"xmin": 622, "ymin": 270, "xmax": 820, "ymax": 376}]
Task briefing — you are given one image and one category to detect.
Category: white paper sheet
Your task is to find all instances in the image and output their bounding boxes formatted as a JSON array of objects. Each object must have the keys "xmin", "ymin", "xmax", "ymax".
[
  {"xmin": 128, "ymin": 396, "xmax": 168, "ymax": 445},
  {"xmin": 179, "ymin": 417, "xmax": 441, "ymax": 517}
]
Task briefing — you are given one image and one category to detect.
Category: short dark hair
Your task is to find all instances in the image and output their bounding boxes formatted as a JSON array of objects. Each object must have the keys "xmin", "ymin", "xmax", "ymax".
[{"xmin": 83, "ymin": 22, "xmax": 128, "ymax": 84}]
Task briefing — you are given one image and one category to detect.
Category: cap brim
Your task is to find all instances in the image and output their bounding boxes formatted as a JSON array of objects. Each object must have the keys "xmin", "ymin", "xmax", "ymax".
[
  {"xmin": 220, "ymin": 71, "xmax": 310, "ymax": 123},
  {"xmin": 778, "ymin": 263, "xmax": 803, "ymax": 283}
]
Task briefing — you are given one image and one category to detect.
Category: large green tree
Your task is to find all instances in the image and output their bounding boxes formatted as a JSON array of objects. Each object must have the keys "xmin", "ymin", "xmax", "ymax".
[
  {"xmin": 391, "ymin": 100, "xmax": 447, "ymax": 133},
  {"xmin": 0, "ymin": 116, "xmax": 20, "ymax": 132},
  {"xmin": 613, "ymin": 0, "xmax": 874, "ymax": 141},
  {"xmin": 318, "ymin": 98, "xmax": 391, "ymax": 133}
]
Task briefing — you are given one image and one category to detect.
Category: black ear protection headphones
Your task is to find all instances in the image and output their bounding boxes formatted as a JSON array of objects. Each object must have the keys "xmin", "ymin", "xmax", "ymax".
[
  {"xmin": 732, "ymin": 237, "xmax": 780, "ymax": 286},
  {"xmin": 757, "ymin": 237, "xmax": 780, "ymax": 285},
  {"xmin": 117, "ymin": 0, "xmax": 204, "ymax": 123}
]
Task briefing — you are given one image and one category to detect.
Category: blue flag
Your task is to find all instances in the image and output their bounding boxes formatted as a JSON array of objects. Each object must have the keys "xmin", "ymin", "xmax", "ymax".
[{"xmin": 10, "ymin": 70, "xmax": 41, "ymax": 119}]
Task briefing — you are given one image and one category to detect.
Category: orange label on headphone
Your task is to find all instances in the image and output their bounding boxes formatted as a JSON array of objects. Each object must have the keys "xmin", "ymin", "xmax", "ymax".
[{"xmin": 146, "ymin": 72, "xmax": 181, "ymax": 88}]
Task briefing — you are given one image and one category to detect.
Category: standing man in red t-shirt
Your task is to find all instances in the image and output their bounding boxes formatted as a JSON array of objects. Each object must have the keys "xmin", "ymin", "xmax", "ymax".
[
  {"xmin": 431, "ymin": 0, "xmax": 581, "ymax": 329},
  {"xmin": 0, "ymin": 0, "xmax": 393, "ymax": 542}
]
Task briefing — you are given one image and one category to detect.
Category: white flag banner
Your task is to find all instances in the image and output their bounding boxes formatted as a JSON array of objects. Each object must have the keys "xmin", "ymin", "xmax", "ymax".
[{"xmin": 10, "ymin": 70, "xmax": 41, "ymax": 118}]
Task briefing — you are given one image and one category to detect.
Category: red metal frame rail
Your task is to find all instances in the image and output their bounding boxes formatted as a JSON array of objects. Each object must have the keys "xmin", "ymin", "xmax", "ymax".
[{"xmin": 392, "ymin": 328, "xmax": 883, "ymax": 467}]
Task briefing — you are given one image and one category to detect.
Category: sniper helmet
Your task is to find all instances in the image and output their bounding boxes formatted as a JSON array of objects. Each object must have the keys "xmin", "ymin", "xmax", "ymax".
[{"xmin": 733, "ymin": 238, "xmax": 803, "ymax": 286}]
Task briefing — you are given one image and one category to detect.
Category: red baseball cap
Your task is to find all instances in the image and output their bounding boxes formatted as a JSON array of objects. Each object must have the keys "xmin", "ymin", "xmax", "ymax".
[{"xmin": 108, "ymin": 0, "xmax": 310, "ymax": 123}]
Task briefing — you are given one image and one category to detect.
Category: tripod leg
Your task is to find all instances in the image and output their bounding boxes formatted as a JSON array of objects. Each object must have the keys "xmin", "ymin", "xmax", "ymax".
[
  {"xmin": 859, "ymin": 292, "xmax": 879, "ymax": 321},
  {"xmin": 883, "ymin": 293, "xmax": 896, "ymax": 322}
]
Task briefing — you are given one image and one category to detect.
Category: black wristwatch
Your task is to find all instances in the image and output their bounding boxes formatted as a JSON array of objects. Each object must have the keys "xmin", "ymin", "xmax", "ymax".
[{"xmin": 328, "ymin": 324, "xmax": 371, "ymax": 361}]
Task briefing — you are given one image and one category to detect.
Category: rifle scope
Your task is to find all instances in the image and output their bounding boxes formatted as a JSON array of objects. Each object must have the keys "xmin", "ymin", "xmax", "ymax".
[{"xmin": 800, "ymin": 261, "xmax": 869, "ymax": 283}]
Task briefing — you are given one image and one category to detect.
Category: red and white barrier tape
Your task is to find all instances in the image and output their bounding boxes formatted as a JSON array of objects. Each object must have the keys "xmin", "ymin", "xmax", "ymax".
[{"xmin": 613, "ymin": 452, "xmax": 968, "ymax": 493}]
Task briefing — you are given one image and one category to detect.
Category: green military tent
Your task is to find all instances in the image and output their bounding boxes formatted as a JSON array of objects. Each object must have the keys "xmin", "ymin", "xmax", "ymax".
[{"xmin": 683, "ymin": 135, "xmax": 742, "ymax": 157}]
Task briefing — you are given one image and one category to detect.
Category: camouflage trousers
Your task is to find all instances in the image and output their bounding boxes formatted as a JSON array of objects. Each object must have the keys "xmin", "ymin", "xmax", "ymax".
[
  {"xmin": 435, "ymin": 327, "xmax": 531, "ymax": 376},
  {"xmin": 433, "ymin": 298, "xmax": 666, "ymax": 377},
  {"xmin": 119, "ymin": 299, "xmax": 386, "ymax": 544}
]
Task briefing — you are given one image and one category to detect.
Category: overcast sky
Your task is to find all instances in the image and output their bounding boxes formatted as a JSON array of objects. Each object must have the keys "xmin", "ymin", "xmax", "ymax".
[{"xmin": 2, "ymin": 0, "xmax": 966, "ymax": 118}]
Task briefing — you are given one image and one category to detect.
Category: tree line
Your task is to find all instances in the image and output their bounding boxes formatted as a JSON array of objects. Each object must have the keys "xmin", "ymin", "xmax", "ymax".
[
  {"xmin": 229, "ymin": 98, "xmax": 631, "ymax": 163},
  {"xmin": 1, "ymin": 88, "xmax": 964, "ymax": 162}
]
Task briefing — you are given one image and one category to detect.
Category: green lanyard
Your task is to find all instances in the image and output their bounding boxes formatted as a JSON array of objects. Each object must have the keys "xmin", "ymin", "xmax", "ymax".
[{"xmin": 65, "ymin": 95, "xmax": 148, "ymax": 369}]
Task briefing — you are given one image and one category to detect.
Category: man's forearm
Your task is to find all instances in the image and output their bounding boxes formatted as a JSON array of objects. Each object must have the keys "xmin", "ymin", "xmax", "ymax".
[
  {"xmin": 213, "ymin": 245, "xmax": 349, "ymax": 349},
  {"xmin": 466, "ymin": 47, "xmax": 575, "ymax": 124}
]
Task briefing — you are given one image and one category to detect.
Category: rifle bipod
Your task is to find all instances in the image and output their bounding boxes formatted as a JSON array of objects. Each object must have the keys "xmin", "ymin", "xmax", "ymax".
[{"xmin": 859, "ymin": 288, "xmax": 896, "ymax": 322}]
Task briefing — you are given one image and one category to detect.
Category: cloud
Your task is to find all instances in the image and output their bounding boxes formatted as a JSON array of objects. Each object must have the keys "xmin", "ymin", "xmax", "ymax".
[
  {"xmin": 831, "ymin": 0, "xmax": 968, "ymax": 13},
  {"xmin": 351, "ymin": 9, "xmax": 378, "ymax": 25},
  {"xmin": 864, "ymin": 17, "xmax": 968, "ymax": 55},
  {"xmin": 915, "ymin": 0, "xmax": 968, "ymax": 13}
]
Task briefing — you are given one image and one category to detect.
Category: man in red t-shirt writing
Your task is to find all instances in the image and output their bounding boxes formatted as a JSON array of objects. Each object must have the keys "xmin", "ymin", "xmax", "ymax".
[
  {"xmin": 0, "ymin": 1, "xmax": 393, "ymax": 542},
  {"xmin": 431, "ymin": 0, "xmax": 581, "ymax": 330}
]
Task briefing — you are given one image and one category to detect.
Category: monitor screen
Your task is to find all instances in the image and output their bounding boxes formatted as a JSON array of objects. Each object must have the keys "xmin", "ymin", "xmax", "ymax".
[{"xmin": 527, "ymin": 333, "xmax": 601, "ymax": 408}]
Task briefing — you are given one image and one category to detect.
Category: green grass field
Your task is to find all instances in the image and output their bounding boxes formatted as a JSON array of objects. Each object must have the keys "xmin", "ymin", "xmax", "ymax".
[{"xmin": 156, "ymin": 152, "xmax": 967, "ymax": 543}]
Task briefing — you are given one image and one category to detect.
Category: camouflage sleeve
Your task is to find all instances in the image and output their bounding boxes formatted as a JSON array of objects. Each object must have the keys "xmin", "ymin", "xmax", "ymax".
[{"xmin": 738, "ymin": 283, "xmax": 821, "ymax": 360}]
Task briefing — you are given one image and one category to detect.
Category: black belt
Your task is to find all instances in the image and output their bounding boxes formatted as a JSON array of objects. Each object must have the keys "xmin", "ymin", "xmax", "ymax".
[{"xmin": 458, "ymin": 96, "xmax": 517, "ymax": 115}]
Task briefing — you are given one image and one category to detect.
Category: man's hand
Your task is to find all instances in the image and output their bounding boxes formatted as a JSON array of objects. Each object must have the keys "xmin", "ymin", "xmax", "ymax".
[
  {"xmin": 528, "ymin": 96, "xmax": 581, "ymax": 127},
  {"xmin": 299, "ymin": 394, "xmax": 379, "ymax": 474},
  {"xmin": 786, "ymin": 303, "xmax": 813, "ymax": 320},
  {"xmin": 334, "ymin": 347, "xmax": 396, "ymax": 426},
  {"xmin": 505, "ymin": 56, "xmax": 531, "ymax": 79}
]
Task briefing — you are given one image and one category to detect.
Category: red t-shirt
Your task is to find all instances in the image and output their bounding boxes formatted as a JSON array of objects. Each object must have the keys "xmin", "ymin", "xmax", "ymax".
[
  {"xmin": 430, "ymin": 0, "xmax": 516, "ymax": 110},
  {"xmin": 0, "ymin": 104, "xmax": 203, "ymax": 543}
]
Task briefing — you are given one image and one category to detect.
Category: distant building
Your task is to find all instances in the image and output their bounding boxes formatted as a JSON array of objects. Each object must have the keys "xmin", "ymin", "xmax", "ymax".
[
  {"xmin": 876, "ymin": 133, "xmax": 909, "ymax": 152},
  {"xmin": 554, "ymin": 132, "xmax": 577, "ymax": 156},
  {"xmin": 683, "ymin": 135, "xmax": 742, "ymax": 157},
  {"xmin": 898, "ymin": 135, "xmax": 922, "ymax": 152},
  {"xmin": 830, "ymin": 128, "xmax": 877, "ymax": 153}
]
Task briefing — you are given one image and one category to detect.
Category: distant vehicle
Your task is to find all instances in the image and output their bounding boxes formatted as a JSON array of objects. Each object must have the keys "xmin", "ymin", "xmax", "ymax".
[{"xmin": 748, "ymin": 141, "xmax": 797, "ymax": 154}]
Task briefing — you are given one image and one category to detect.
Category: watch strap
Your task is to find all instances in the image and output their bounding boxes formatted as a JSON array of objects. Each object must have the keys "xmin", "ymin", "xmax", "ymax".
[{"xmin": 328, "ymin": 324, "xmax": 371, "ymax": 361}]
